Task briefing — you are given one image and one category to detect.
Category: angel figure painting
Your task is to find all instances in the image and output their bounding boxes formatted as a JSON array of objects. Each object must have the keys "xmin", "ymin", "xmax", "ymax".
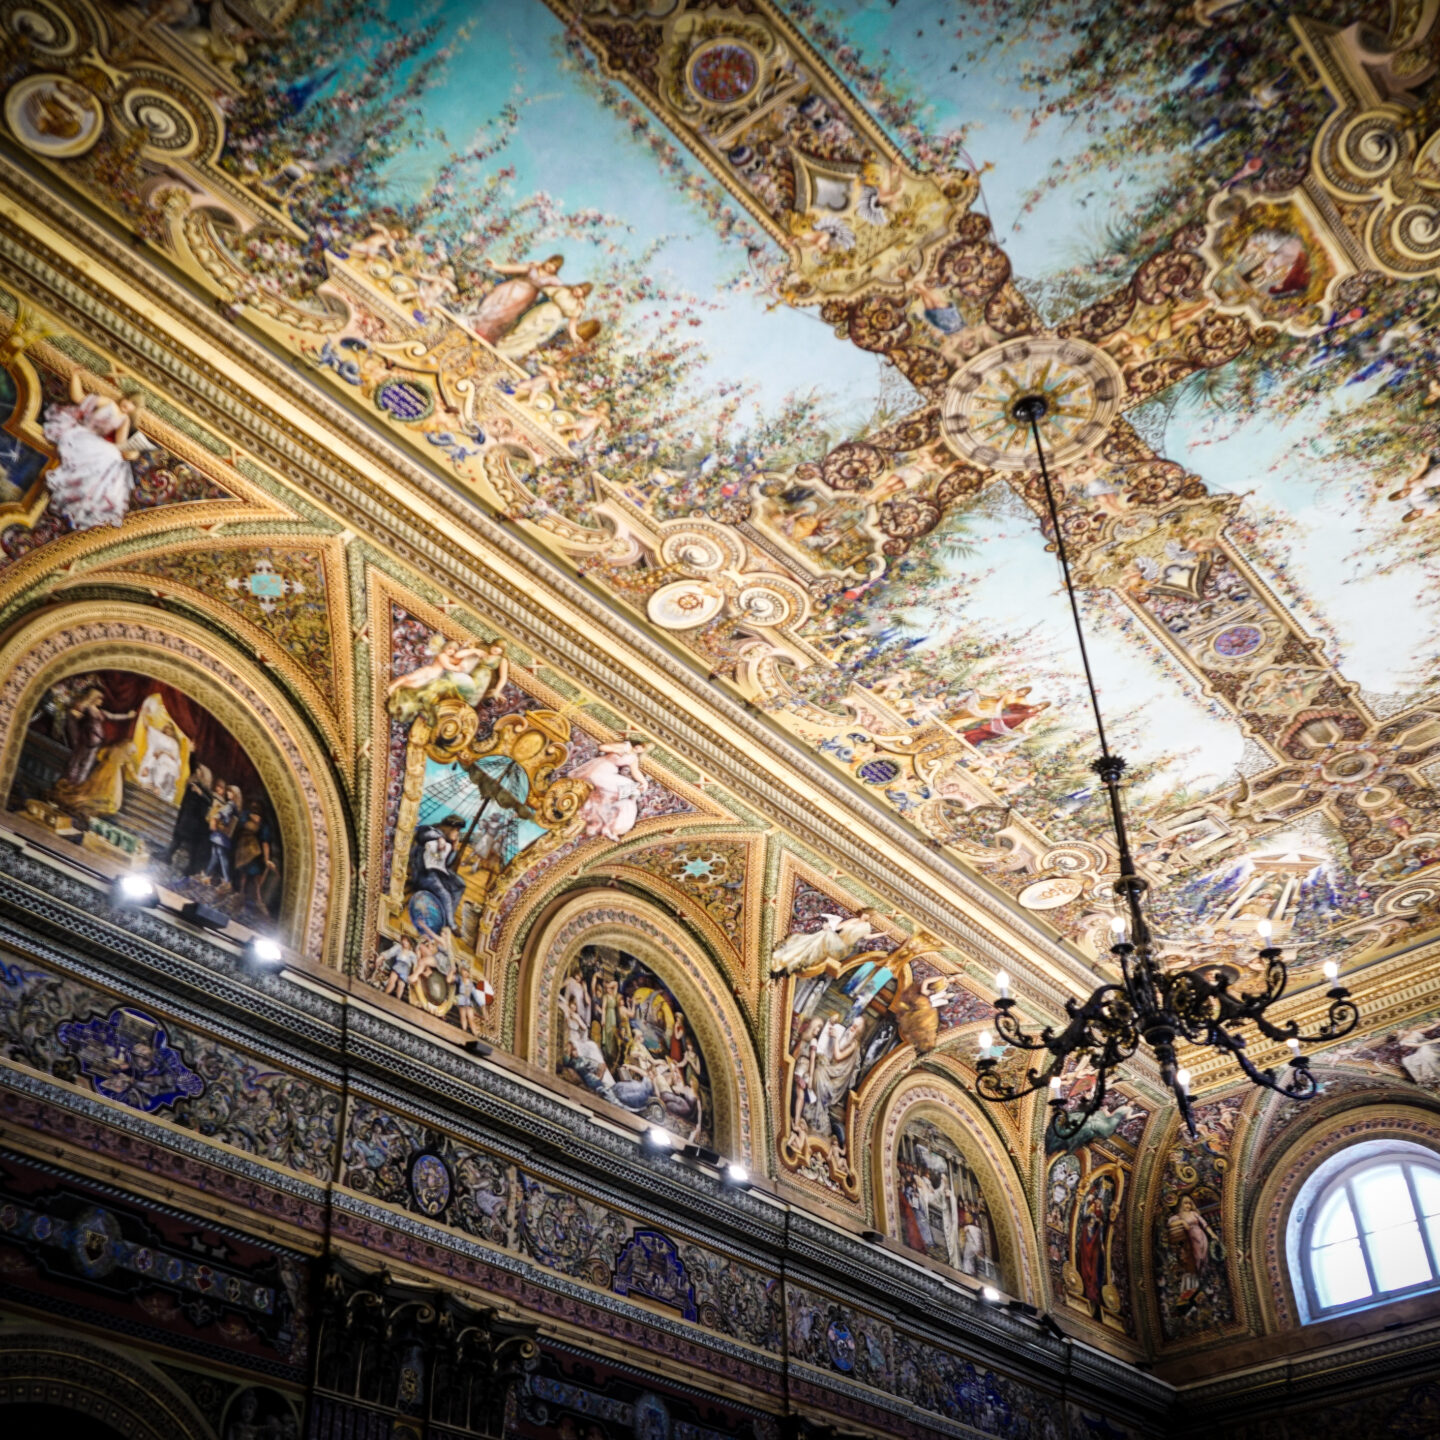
[
  {"xmin": 895, "ymin": 1116, "xmax": 1001, "ymax": 1285},
  {"xmin": 555, "ymin": 944, "xmax": 713, "ymax": 1148},
  {"xmin": 7, "ymin": 670, "xmax": 282, "ymax": 924},
  {"xmin": 41, "ymin": 370, "xmax": 154, "ymax": 531}
]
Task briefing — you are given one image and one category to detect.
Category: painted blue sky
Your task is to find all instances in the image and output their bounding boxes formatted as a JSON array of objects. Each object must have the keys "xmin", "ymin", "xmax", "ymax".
[
  {"xmin": 361, "ymin": 0, "xmax": 886, "ymax": 433},
  {"xmin": 783, "ymin": 0, "xmax": 1169, "ymax": 293}
]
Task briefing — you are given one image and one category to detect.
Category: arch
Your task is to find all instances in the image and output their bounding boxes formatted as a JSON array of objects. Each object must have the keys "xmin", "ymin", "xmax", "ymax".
[
  {"xmin": 870, "ymin": 1070, "xmax": 1040, "ymax": 1304},
  {"xmin": 1247, "ymin": 1100, "xmax": 1440, "ymax": 1332},
  {"xmin": 517, "ymin": 889, "xmax": 763, "ymax": 1165},
  {"xmin": 0, "ymin": 601, "xmax": 349, "ymax": 968},
  {"xmin": 0, "ymin": 1330, "xmax": 212, "ymax": 1438}
]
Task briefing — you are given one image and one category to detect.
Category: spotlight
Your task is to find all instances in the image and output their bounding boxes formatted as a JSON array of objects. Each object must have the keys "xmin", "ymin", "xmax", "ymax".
[
  {"xmin": 179, "ymin": 899, "xmax": 230, "ymax": 931},
  {"xmin": 724, "ymin": 1161, "xmax": 750, "ymax": 1188},
  {"xmin": 981, "ymin": 1285, "xmax": 1003, "ymax": 1304},
  {"xmin": 859, "ymin": 1228, "xmax": 886, "ymax": 1244},
  {"xmin": 682, "ymin": 1143, "xmax": 721, "ymax": 1165},
  {"xmin": 464, "ymin": 1038, "xmax": 493, "ymax": 1058},
  {"xmin": 245, "ymin": 936, "xmax": 284, "ymax": 966},
  {"xmin": 112, "ymin": 873, "xmax": 158, "ymax": 908},
  {"xmin": 1007, "ymin": 1299, "xmax": 1039, "ymax": 1319},
  {"xmin": 643, "ymin": 1127, "xmax": 674, "ymax": 1153}
]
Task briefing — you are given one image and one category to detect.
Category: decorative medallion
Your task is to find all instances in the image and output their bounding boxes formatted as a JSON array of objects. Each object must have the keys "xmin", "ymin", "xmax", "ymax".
[
  {"xmin": 1203, "ymin": 188, "xmax": 1351, "ymax": 337},
  {"xmin": 375, "ymin": 378, "xmax": 435, "ymax": 423},
  {"xmin": 1211, "ymin": 624, "xmax": 1263, "ymax": 660},
  {"xmin": 5, "ymin": 73, "xmax": 104, "ymax": 158},
  {"xmin": 940, "ymin": 337, "xmax": 1125, "ymax": 472},
  {"xmin": 687, "ymin": 41, "xmax": 760, "ymax": 106},
  {"xmin": 408, "ymin": 1152, "xmax": 453, "ymax": 1218},
  {"xmin": 647, "ymin": 579, "xmax": 726, "ymax": 630},
  {"xmin": 856, "ymin": 758, "xmax": 902, "ymax": 786},
  {"xmin": 1018, "ymin": 875, "xmax": 1085, "ymax": 910},
  {"xmin": 736, "ymin": 581, "xmax": 800, "ymax": 627}
]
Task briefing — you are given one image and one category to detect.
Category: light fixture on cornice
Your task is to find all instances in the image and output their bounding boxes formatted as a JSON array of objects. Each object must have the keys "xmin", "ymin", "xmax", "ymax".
[{"xmin": 971, "ymin": 394, "xmax": 1358, "ymax": 1137}]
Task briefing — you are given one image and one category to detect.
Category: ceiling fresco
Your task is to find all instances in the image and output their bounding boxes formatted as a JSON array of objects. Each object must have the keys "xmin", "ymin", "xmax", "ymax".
[{"xmin": 1, "ymin": 0, "xmax": 1439, "ymax": 1083}]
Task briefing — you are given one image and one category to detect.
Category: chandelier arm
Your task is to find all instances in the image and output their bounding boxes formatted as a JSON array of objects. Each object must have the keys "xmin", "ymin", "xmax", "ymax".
[
  {"xmin": 975, "ymin": 1061, "xmax": 1063, "ymax": 1104},
  {"xmin": 1206, "ymin": 1023, "xmax": 1318, "ymax": 1099},
  {"xmin": 1291, "ymin": 993, "xmax": 1361, "ymax": 1044},
  {"xmin": 991, "ymin": 1004, "xmax": 1059, "ymax": 1052}
]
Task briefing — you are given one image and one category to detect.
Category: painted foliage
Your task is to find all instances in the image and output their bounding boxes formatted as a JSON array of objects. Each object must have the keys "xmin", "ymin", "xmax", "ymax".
[
  {"xmin": 894, "ymin": 1115, "xmax": 1001, "ymax": 1284},
  {"xmin": 7, "ymin": 669, "xmax": 283, "ymax": 925},
  {"xmin": 554, "ymin": 943, "xmax": 713, "ymax": 1148}
]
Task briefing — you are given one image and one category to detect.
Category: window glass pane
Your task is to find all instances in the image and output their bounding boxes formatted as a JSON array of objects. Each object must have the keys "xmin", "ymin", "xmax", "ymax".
[
  {"xmin": 1413, "ymin": 1165, "xmax": 1440, "ymax": 1219},
  {"xmin": 1351, "ymin": 1164, "xmax": 1415, "ymax": 1235},
  {"xmin": 1313, "ymin": 1189, "xmax": 1357, "ymax": 1247},
  {"xmin": 1312, "ymin": 1238, "xmax": 1372, "ymax": 1309},
  {"xmin": 1425, "ymin": 1210, "xmax": 1440, "ymax": 1273},
  {"xmin": 1365, "ymin": 1218, "xmax": 1433, "ymax": 1292}
]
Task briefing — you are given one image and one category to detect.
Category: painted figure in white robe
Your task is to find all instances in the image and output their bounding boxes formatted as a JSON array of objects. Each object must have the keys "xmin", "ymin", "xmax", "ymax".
[
  {"xmin": 571, "ymin": 739, "xmax": 649, "ymax": 842},
  {"xmin": 770, "ymin": 911, "xmax": 881, "ymax": 977},
  {"xmin": 42, "ymin": 371, "xmax": 152, "ymax": 531}
]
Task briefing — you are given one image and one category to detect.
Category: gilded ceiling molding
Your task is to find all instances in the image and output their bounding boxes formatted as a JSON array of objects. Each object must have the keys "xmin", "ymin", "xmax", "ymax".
[
  {"xmin": 1246, "ymin": 1101, "xmax": 1440, "ymax": 1334},
  {"xmin": 869, "ymin": 1076, "xmax": 1040, "ymax": 1308},
  {"xmin": 517, "ymin": 889, "xmax": 761, "ymax": 1166},
  {"xmin": 0, "ymin": 600, "xmax": 348, "ymax": 966}
]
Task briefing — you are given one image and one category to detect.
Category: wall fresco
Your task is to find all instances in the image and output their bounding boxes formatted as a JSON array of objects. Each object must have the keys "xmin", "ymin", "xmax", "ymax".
[
  {"xmin": 555, "ymin": 942, "xmax": 714, "ymax": 1148},
  {"xmin": 894, "ymin": 1113, "xmax": 1001, "ymax": 1284},
  {"xmin": 1043, "ymin": 1070, "xmax": 1149, "ymax": 1337},
  {"xmin": 1152, "ymin": 1093, "xmax": 1246, "ymax": 1343},
  {"xmin": 364, "ymin": 603, "xmax": 694, "ymax": 1034},
  {"xmin": 8, "ymin": 669, "xmax": 284, "ymax": 926}
]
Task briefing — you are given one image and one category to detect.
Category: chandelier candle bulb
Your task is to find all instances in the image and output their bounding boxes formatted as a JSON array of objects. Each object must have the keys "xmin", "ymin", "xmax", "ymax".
[
  {"xmin": 1257, "ymin": 917, "xmax": 1274, "ymax": 939},
  {"xmin": 1324, "ymin": 961, "xmax": 1340, "ymax": 983},
  {"xmin": 1176, "ymin": 1068, "xmax": 1191, "ymax": 1094},
  {"xmin": 995, "ymin": 970, "xmax": 1011, "ymax": 1001},
  {"xmin": 978, "ymin": 1030, "xmax": 992, "ymax": 1051},
  {"xmin": 1287, "ymin": 1038, "xmax": 1301, "ymax": 1054},
  {"xmin": 1109, "ymin": 916, "xmax": 1126, "ymax": 936}
]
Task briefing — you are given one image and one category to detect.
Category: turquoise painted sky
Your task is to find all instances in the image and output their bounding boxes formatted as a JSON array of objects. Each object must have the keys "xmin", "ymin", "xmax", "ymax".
[
  {"xmin": 780, "ymin": 0, "xmax": 1169, "ymax": 294},
  {"xmin": 364, "ymin": 0, "xmax": 886, "ymax": 433}
]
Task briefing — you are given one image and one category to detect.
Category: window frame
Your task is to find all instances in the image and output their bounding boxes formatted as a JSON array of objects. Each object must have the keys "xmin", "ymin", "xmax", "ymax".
[{"xmin": 1299, "ymin": 1151, "xmax": 1440, "ymax": 1320}]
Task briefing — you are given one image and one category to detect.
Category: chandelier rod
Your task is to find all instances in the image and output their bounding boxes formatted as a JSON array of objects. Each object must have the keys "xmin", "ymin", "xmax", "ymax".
[
  {"xmin": 1011, "ymin": 396, "xmax": 1147, "ymax": 942},
  {"xmin": 1013, "ymin": 397, "xmax": 1115, "ymax": 764}
]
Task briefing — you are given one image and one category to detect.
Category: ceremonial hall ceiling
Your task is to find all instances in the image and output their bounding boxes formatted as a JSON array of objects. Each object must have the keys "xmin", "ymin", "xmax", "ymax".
[
  {"xmin": 70, "ymin": 0, "xmax": 1431, "ymax": 1020},
  {"xmin": 2, "ymin": 0, "xmax": 1440, "ymax": 1379}
]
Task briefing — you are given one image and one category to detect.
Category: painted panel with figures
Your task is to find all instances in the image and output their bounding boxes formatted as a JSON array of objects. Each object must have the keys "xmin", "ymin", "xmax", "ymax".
[
  {"xmin": 555, "ymin": 944, "xmax": 714, "ymax": 1149},
  {"xmin": 895, "ymin": 1115, "xmax": 1000, "ymax": 1284},
  {"xmin": 7, "ymin": 669, "xmax": 282, "ymax": 926}
]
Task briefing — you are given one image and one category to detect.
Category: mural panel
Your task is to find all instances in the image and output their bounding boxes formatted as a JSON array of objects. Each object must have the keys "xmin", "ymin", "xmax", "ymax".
[
  {"xmin": 364, "ymin": 603, "xmax": 694, "ymax": 1034},
  {"xmin": 1043, "ymin": 1069, "xmax": 1149, "ymax": 1336},
  {"xmin": 554, "ymin": 943, "xmax": 713, "ymax": 1148},
  {"xmin": 1152, "ymin": 1093, "xmax": 1245, "ymax": 1343},
  {"xmin": 7, "ymin": 669, "xmax": 283, "ymax": 925},
  {"xmin": 894, "ymin": 1114, "xmax": 1000, "ymax": 1284}
]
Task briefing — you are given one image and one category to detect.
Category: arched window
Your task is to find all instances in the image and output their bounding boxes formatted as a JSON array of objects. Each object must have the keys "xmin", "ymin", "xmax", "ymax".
[{"xmin": 1297, "ymin": 1146, "xmax": 1440, "ymax": 1319}]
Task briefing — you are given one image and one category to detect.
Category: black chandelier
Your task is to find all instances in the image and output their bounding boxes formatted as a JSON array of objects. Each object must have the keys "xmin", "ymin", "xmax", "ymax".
[{"xmin": 971, "ymin": 394, "xmax": 1359, "ymax": 1138}]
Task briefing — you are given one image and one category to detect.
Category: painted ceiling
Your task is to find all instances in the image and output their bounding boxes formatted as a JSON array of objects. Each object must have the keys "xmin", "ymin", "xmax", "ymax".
[
  {"xmin": 184, "ymin": 0, "xmax": 1437, "ymax": 985},
  {"xmin": 3, "ymin": 0, "xmax": 1440, "ymax": 1079}
]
